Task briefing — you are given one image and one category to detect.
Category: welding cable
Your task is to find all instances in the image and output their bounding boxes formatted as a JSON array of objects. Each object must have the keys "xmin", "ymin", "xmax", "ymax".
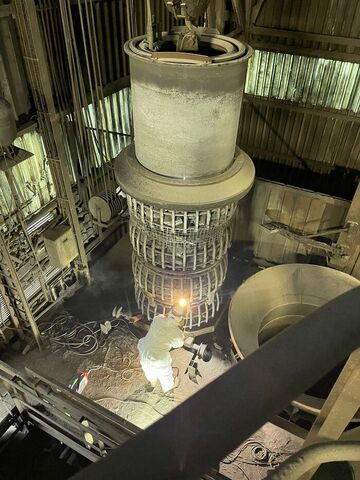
[
  {"xmin": 87, "ymin": 352, "xmax": 142, "ymax": 382},
  {"xmin": 40, "ymin": 311, "xmax": 137, "ymax": 355},
  {"xmin": 221, "ymin": 439, "xmax": 295, "ymax": 469},
  {"xmin": 93, "ymin": 397, "xmax": 166, "ymax": 417}
]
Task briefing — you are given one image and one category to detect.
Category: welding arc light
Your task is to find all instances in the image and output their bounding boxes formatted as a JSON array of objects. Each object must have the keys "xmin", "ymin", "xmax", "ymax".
[{"xmin": 178, "ymin": 297, "xmax": 188, "ymax": 308}]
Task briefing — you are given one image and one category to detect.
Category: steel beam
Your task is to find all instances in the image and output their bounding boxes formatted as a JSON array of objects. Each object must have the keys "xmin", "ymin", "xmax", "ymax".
[
  {"xmin": 299, "ymin": 349, "xmax": 360, "ymax": 479},
  {"xmin": 72, "ymin": 286, "xmax": 360, "ymax": 480},
  {"xmin": 0, "ymin": 232, "xmax": 41, "ymax": 347},
  {"xmin": 14, "ymin": 0, "xmax": 90, "ymax": 282},
  {"xmin": 251, "ymin": 26, "xmax": 360, "ymax": 49},
  {"xmin": 243, "ymin": 95, "xmax": 360, "ymax": 124},
  {"xmin": 250, "ymin": 40, "xmax": 360, "ymax": 64}
]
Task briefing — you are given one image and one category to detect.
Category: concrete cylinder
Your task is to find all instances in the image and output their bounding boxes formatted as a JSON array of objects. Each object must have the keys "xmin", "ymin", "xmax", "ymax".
[
  {"xmin": 125, "ymin": 33, "xmax": 252, "ymax": 179},
  {"xmin": 0, "ymin": 98, "xmax": 16, "ymax": 147}
]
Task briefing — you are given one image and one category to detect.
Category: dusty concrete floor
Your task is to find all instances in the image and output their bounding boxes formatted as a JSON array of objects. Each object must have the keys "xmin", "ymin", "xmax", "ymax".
[{"xmin": 0, "ymin": 233, "xmax": 304, "ymax": 479}]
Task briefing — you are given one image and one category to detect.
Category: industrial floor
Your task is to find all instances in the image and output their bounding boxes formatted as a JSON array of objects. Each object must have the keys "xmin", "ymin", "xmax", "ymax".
[{"xmin": 0, "ymin": 233, "xmax": 308, "ymax": 479}]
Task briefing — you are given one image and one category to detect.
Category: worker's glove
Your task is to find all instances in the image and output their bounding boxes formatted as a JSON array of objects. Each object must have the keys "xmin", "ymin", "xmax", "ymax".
[{"xmin": 184, "ymin": 336, "xmax": 195, "ymax": 347}]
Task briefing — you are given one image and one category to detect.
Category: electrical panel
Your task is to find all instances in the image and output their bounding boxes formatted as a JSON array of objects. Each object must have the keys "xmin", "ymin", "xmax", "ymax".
[{"xmin": 42, "ymin": 225, "xmax": 78, "ymax": 268}]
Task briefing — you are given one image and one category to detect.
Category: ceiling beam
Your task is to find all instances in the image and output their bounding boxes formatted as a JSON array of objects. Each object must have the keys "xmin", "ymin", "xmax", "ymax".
[
  {"xmin": 243, "ymin": 95, "xmax": 360, "ymax": 124},
  {"xmin": 251, "ymin": 25, "xmax": 360, "ymax": 48},
  {"xmin": 250, "ymin": 40, "xmax": 360, "ymax": 63},
  {"xmin": 251, "ymin": 0, "xmax": 266, "ymax": 25}
]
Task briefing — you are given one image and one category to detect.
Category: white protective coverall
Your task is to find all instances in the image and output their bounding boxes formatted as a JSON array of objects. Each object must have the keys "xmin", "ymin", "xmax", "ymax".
[{"xmin": 137, "ymin": 314, "xmax": 184, "ymax": 392}]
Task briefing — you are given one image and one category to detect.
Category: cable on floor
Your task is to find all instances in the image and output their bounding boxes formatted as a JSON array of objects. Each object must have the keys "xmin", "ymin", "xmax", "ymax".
[
  {"xmin": 221, "ymin": 438, "xmax": 295, "ymax": 469},
  {"xmin": 39, "ymin": 310, "xmax": 140, "ymax": 355},
  {"xmin": 94, "ymin": 396, "xmax": 165, "ymax": 417}
]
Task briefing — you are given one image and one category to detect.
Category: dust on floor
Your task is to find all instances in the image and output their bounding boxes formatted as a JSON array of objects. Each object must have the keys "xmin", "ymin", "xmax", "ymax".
[{"xmin": 1, "ymin": 321, "xmax": 302, "ymax": 480}]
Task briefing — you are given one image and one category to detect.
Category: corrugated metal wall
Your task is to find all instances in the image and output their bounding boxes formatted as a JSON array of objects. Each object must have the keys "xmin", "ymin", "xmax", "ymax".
[
  {"xmin": 233, "ymin": 179, "xmax": 350, "ymax": 265},
  {"xmin": 240, "ymin": 49, "xmax": 360, "ymax": 188},
  {"xmin": 238, "ymin": 100, "xmax": 360, "ymax": 172},
  {"xmin": 241, "ymin": 0, "xmax": 360, "ymax": 199},
  {"xmin": 0, "ymin": 131, "xmax": 55, "ymax": 219},
  {"xmin": 37, "ymin": 0, "xmax": 173, "ymax": 109},
  {"xmin": 84, "ymin": 87, "xmax": 132, "ymax": 163},
  {"xmin": 245, "ymin": 51, "xmax": 360, "ymax": 112}
]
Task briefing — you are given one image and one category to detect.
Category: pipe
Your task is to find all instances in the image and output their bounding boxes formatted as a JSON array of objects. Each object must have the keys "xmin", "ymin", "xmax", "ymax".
[
  {"xmin": 146, "ymin": 0, "xmax": 153, "ymax": 50},
  {"xmin": 71, "ymin": 287, "xmax": 360, "ymax": 480},
  {"xmin": 267, "ymin": 441, "xmax": 360, "ymax": 480}
]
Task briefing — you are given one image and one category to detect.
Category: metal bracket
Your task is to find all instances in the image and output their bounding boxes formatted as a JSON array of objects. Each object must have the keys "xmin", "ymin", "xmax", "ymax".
[{"xmin": 260, "ymin": 220, "xmax": 354, "ymax": 258}]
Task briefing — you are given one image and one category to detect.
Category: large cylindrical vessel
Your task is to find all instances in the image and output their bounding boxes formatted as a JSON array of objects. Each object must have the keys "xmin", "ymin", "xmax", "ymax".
[
  {"xmin": 126, "ymin": 33, "xmax": 251, "ymax": 178},
  {"xmin": 116, "ymin": 29, "xmax": 255, "ymax": 328},
  {"xmin": 228, "ymin": 264, "xmax": 360, "ymax": 415}
]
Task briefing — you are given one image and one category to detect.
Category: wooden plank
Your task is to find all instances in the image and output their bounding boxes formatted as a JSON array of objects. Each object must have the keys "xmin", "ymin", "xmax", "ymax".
[
  {"xmin": 300, "ymin": 349, "xmax": 360, "ymax": 480},
  {"xmin": 330, "ymin": 183, "xmax": 360, "ymax": 277},
  {"xmin": 258, "ymin": 184, "xmax": 286, "ymax": 262},
  {"xmin": 252, "ymin": 181, "xmax": 272, "ymax": 258},
  {"xmin": 280, "ymin": 190, "xmax": 298, "ymax": 262},
  {"xmin": 297, "ymin": 197, "xmax": 327, "ymax": 256}
]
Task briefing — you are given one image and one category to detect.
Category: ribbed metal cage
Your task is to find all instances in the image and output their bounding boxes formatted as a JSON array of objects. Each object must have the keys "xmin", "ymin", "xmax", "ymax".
[
  {"xmin": 129, "ymin": 219, "xmax": 232, "ymax": 271},
  {"xmin": 126, "ymin": 189, "xmax": 235, "ymax": 326},
  {"xmin": 133, "ymin": 253, "xmax": 227, "ymax": 305},
  {"xmin": 127, "ymin": 195, "xmax": 237, "ymax": 235},
  {"xmin": 135, "ymin": 285, "xmax": 221, "ymax": 329}
]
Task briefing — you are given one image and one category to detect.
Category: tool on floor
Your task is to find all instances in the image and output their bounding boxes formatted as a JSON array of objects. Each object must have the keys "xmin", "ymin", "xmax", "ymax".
[
  {"xmin": 183, "ymin": 340, "xmax": 212, "ymax": 383},
  {"xmin": 69, "ymin": 370, "xmax": 89, "ymax": 394}
]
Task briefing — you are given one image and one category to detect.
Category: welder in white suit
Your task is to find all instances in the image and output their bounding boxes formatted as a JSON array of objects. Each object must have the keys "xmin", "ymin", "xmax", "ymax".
[{"xmin": 137, "ymin": 301, "xmax": 187, "ymax": 392}]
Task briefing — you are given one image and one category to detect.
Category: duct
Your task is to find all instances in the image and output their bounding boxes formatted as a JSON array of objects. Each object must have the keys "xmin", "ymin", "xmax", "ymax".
[
  {"xmin": 115, "ymin": 30, "xmax": 255, "ymax": 327},
  {"xmin": 267, "ymin": 441, "xmax": 360, "ymax": 480}
]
